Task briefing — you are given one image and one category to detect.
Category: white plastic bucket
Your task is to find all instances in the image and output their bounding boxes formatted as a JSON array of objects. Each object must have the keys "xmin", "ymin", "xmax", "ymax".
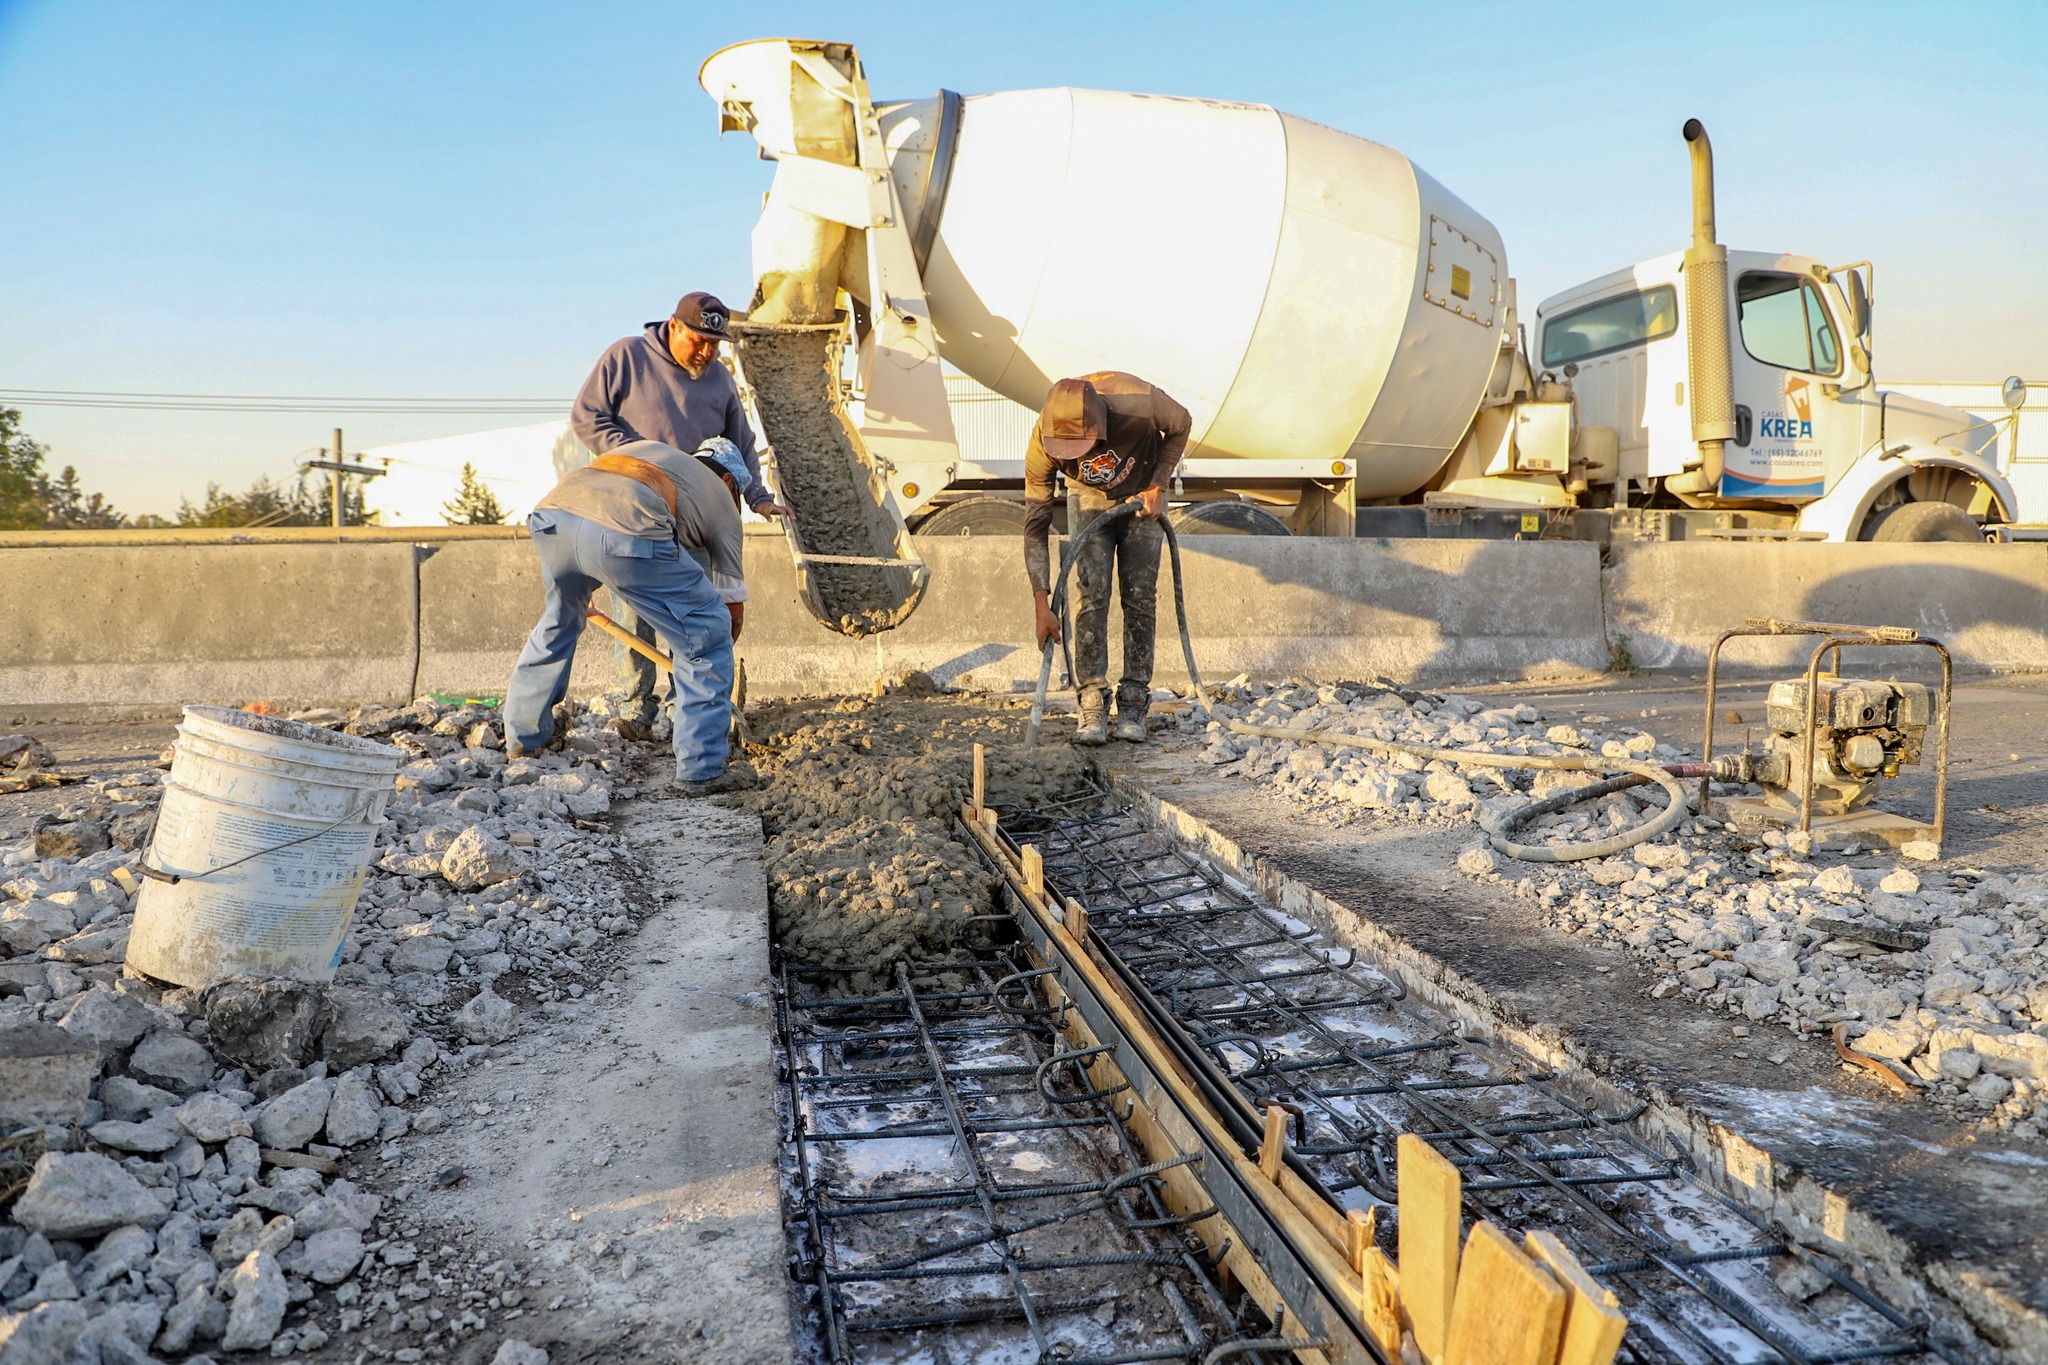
[{"xmin": 127, "ymin": 707, "xmax": 403, "ymax": 988}]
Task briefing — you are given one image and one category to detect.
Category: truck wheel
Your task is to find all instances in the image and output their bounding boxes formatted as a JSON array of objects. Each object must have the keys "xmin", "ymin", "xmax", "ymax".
[
  {"xmin": 913, "ymin": 496, "xmax": 1029, "ymax": 537},
  {"xmin": 1167, "ymin": 501, "xmax": 1293, "ymax": 536},
  {"xmin": 1859, "ymin": 500, "xmax": 1984, "ymax": 543}
]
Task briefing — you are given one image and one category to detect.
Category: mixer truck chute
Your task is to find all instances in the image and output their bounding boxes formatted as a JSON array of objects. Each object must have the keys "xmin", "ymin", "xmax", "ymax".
[{"xmin": 699, "ymin": 37, "xmax": 2015, "ymax": 562}]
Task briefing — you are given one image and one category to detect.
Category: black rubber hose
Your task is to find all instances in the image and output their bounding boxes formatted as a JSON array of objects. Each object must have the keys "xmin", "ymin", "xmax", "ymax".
[{"xmin": 1026, "ymin": 504, "xmax": 1210, "ymax": 744}]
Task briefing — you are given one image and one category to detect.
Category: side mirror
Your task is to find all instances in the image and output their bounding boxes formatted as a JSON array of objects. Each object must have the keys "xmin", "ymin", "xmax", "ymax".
[
  {"xmin": 2003, "ymin": 376, "xmax": 2028, "ymax": 412},
  {"xmin": 1845, "ymin": 270, "xmax": 1871, "ymax": 340}
]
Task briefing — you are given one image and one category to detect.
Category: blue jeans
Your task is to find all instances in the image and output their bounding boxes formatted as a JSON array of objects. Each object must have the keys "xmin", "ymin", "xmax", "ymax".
[{"xmin": 504, "ymin": 509, "xmax": 733, "ymax": 781}]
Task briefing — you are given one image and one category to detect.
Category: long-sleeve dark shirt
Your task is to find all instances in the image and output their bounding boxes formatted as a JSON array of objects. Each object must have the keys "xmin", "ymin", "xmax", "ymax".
[
  {"xmin": 570, "ymin": 321, "xmax": 771, "ymax": 510},
  {"xmin": 1022, "ymin": 371, "xmax": 1191, "ymax": 592}
]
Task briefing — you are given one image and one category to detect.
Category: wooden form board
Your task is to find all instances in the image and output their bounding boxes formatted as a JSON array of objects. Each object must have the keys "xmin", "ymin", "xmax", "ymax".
[
  {"xmin": 962, "ymin": 812, "xmax": 1354, "ymax": 1363},
  {"xmin": 1398, "ymin": 1133, "xmax": 1462, "ymax": 1364},
  {"xmin": 1524, "ymin": 1232, "xmax": 1627, "ymax": 1365},
  {"xmin": 1445, "ymin": 1222, "xmax": 1567, "ymax": 1365}
]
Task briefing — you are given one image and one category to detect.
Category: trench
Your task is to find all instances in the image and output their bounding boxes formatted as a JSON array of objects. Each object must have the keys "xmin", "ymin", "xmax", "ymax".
[{"xmin": 733, "ymin": 693, "xmax": 1987, "ymax": 1364}]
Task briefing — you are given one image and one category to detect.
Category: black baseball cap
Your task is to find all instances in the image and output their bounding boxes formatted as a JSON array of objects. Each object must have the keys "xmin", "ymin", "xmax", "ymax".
[{"xmin": 674, "ymin": 291, "xmax": 732, "ymax": 340}]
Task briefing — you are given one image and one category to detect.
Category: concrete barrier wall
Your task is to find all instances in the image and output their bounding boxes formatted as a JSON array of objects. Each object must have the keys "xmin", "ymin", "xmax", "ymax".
[
  {"xmin": 0, "ymin": 544, "xmax": 419, "ymax": 711},
  {"xmin": 3, "ymin": 536, "xmax": 2042, "ymax": 715},
  {"xmin": 399, "ymin": 537, "xmax": 1608, "ymax": 700},
  {"xmin": 1605, "ymin": 543, "xmax": 2048, "ymax": 673}
]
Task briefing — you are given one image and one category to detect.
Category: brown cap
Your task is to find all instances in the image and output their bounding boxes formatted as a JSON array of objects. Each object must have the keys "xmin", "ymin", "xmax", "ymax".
[
  {"xmin": 673, "ymin": 291, "xmax": 732, "ymax": 340},
  {"xmin": 1040, "ymin": 377, "xmax": 1105, "ymax": 460}
]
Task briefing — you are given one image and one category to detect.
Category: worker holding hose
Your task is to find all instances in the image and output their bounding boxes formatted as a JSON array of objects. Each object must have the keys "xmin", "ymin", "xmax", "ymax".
[
  {"xmin": 504, "ymin": 437, "xmax": 754, "ymax": 796},
  {"xmin": 569, "ymin": 291, "xmax": 789, "ymax": 741},
  {"xmin": 1025, "ymin": 373, "xmax": 1191, "ymax": 745}
]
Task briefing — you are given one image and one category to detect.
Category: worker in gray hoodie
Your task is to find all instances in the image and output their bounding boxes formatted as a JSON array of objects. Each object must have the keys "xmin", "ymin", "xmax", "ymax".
[{"xmin": 570, "ymin": 291, "xmax": 788, "ymax": 738}]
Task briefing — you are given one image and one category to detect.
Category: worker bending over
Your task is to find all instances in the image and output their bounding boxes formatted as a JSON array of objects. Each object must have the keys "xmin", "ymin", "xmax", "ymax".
[
  {"xmin": 504, "ymin": 438, "xmax": 754, "ymax": 796},
  {"xmin": 1024, "ymin": 372, "xmax": 1191, "ymax": 745},
  {"xmin": 569, "ymin": 291, "xmax": 788, "ymax": 739}
]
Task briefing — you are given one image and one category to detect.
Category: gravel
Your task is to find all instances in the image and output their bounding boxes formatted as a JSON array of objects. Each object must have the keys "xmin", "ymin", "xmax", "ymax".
[
  {"xmin": 1192, "ymin": 675, "xmax": 2048, "ymax": 1135},
  {"xmin": 1, "ymin": 694, "xmax": 667, "ymax": 1356}
]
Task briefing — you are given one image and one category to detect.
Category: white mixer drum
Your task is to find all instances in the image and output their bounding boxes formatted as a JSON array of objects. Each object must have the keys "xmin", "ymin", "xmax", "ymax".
[{"xmin": 901, "ymin": 88, "xmax": 1509, "ymax": 495}]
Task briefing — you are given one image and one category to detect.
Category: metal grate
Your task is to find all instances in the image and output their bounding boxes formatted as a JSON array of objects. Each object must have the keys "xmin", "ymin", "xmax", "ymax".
[{"xmin": 1001, "ymin": 789, "xmax": 1965, "ymax": 1365}]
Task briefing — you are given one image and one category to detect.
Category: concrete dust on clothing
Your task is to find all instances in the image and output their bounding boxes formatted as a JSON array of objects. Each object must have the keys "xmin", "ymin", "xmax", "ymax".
[{"xmin": 402, "ymin": 796, "xmax": 790, "ymax": 1364}]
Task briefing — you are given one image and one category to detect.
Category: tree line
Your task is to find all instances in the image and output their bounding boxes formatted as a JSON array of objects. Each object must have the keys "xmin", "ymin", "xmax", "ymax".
[{"xmin": 0, "ymin": 407, "xmax": 505, "ymax": 529}]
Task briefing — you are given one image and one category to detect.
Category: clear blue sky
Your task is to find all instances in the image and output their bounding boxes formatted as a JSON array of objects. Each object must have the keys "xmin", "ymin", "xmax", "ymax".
[{"xmin": 2, "ymin": 0, "xmax": 2042, "ymax": 518}]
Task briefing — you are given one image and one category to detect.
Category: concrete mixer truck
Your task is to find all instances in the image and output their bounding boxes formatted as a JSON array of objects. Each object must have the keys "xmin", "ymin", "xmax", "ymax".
[{"xmin": 697, "ymin": 38, "xmax": 2016, "ymax": 601}]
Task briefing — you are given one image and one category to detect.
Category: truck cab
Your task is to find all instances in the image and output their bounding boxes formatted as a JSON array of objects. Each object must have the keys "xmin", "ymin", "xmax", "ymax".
[{"xmin": 1534, "ymin": 250, "xmax": 2011, "ymax": 541}]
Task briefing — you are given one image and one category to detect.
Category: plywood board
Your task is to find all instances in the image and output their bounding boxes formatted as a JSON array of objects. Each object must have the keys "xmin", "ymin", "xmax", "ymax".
[
  {"xmin": 1524, "ymin": 1230, "xmax": 1626, "ymax": 1365},
  {"xmin": 1445, "ymin": 1222, "xmax": 1566, "ymax": 1365},
  {"xmin": 1398, "ymin": 1132, "xmax": 1462, "ymax": 1365}
]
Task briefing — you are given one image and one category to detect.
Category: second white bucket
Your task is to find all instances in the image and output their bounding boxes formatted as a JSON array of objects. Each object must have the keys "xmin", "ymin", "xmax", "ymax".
[{"xmin": 127, "ymin": 707, "xmax": 404, "ymax": 988}]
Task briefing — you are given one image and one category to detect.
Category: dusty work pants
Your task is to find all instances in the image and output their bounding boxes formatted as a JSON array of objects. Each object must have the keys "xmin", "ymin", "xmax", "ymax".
[
  {"xmin": 611, "ymin": 599, "xmax": 667, "ymax": 726},
  {"xmin": 1069, "ymin": 491, "xmax": 1162, "ymax": 716},
  {"xmin": 504, "ymin": 510, "xmax": 733, "ymax": 781}
]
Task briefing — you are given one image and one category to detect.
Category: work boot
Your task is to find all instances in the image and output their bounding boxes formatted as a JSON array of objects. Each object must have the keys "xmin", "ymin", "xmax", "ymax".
[
  {"xmin": 1074, "ymin": 690, "xmax": 1109, "ymax": 747},
  {"xmin": 608, "ymin": 716, "xmax": 652, "ymax": 743},
  {"xmin": 1111, "ymin": 712, "xmax": 1146, "ymax": 743},
  {"xmin": 669, "ymin": 762, "xmax": 760, "ymax": 798}
]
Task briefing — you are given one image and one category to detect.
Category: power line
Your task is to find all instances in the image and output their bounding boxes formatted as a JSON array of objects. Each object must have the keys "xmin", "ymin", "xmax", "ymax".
[{"xmin": 0, "ymin": 387, "xmax": 568, "ymax": 414}]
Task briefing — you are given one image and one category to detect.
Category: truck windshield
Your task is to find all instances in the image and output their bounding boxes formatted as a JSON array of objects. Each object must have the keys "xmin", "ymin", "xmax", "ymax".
[
  {"xmin": 1737, "ymin": 272, "xmax": 1842, "ymax": 375},
  {"xmin": 1540, "ymin": 286, "xmax": 1678, "ymax": 366}
]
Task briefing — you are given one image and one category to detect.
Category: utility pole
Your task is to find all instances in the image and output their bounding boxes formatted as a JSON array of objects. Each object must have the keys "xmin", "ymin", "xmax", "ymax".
[{"xmin": 299, "ymin": 429, "xmax": 386, "ymax": 527}]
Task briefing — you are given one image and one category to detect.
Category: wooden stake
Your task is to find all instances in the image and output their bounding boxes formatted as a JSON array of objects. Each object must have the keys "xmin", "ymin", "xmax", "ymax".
[
  {"xmin": 1063, "ymin": 896, "xmax": 1089, "ymax": 941},
  {"xmin": 1022, "ymin": 844, "xmax": 1044, "ymax": 903},
  {"xmin": 972, "ymin": 742, "xmax": 986, "ymax": 813},
  {"xmin": 1398, "ymin": 1132, "xmax": 1462, "ymax": 1365},
  {"xmin": 1346, "ymin": 1206, "xmax": 1377, "ymax": 1271},
  {"xmin": 1258, "ymin": 1105, "xmax": 1288, "ymax": 1183},
  {"xmin": 1525, "ymin": 1231, "xmax": 1627, "ymax": 1365},
  {"xmin": 1363, "ymin": 1245, "xmax": 1404, "ymax": 1359},
  {"xmin": 1445, "ymin": 1222, "xmax": 1567, "ymax": 1365}
]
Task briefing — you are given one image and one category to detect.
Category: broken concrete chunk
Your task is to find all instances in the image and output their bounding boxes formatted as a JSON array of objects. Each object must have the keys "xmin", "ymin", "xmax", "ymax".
[
  {"xmin": 320, "ymin": 988, "xmax": 409, "ymax": 1068},
  {"xmin": 440, "ymin": 827, "xmax": 531, "ymax": 890},
  {"xmin": 0, "ymin": 899, "xmax": 76, "ymax": 954},
  {"xmin": 12, "ymin": 1152, "xmax": 165, "ymax": 1238},
  {"xmin": 491, "ymin": 1340, "xmax": 551, "ymax": 1365},
  {"xmin": 56, "ymin": 987, "xmax": 155, "ymax": 1061},
  {"xmin": 44, "ymin": 923, "xmax": 129, "ymax": 965},
  {"xmin": 290, "ymin": 1227, "xmax": 365, "ymax": 1285},
  {"xmin": 171, "ymin": 1091, "xmax": 252, "ymax": 1144},
  {"xmin": 125, "ymin": 1029, "xmax": 216, "ymax": 1095},
  {"xmin": 1854, "ymin": 1019, "xmax": 1926, "ymax": 1061},
  {"xmin": 0, "ymin": 1021, "xmax": 97, "ymax": 1131},
  {"xmin": 456, "ymin": 987, "xmax": 520, "ymax": 1044},
  {"xmin": 386, "ymin": 936, "xmax": 454, "ymax": 976},
  {"xmin": 322, "ymin": 1073, "xmax": 381, "ymax": 1147},
  {"xmin": 204, "ymin": 976, "xmax": 331, "ymax": 1071},
  {"xmin": 251, "ymin": 1077, "xmax": 333, "ymax": 1151},
  {"xmin": 1732, "ymin": 939, "xmax": 1801, "ymax": 986},
  {"xmin": 1971, "ymin": 1030, "xmax": 2048, "ymax": 1080},
  {"xmin": 220, "ymin": 1249, "xmax": 287, "ymax": 1352},
  {"xmin": 85, "ymin": 1118, "xmax": 183, "ymax": 1154},
  {"xmin": 0, "ymin": 1301, "xmax": 90, "ymax": 1363},
  {"xmin": 31, "ymin": 818, "xmax": 109, "ymax": 860}
]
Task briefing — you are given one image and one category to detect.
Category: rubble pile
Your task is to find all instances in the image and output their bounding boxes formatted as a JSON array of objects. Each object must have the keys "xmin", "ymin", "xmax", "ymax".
[
  {"xmin": 749, "ymin": 690, "xmax": 1089, "ymax": 995},
  {"xmin": 1195, "ymin": 678, "xmax": 2048, "ymax": 1134},
  {"xmin": 0, "ymin": 696, "xmax": 640, "ymax": 1360}
]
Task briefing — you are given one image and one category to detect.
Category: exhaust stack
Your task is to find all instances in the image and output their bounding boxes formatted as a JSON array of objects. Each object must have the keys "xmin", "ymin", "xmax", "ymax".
[{"xmin": 1670, "ymin": 118, "xmax": 1736, "ymax": 501}]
